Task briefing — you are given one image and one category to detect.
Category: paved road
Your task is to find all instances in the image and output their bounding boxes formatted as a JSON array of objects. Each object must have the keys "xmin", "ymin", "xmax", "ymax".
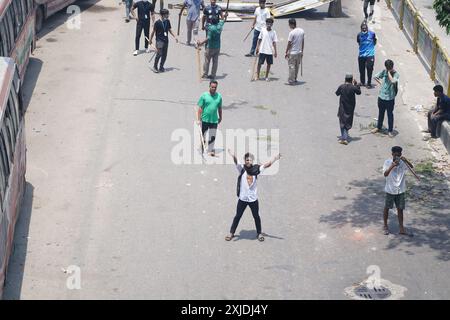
[{"xmin": 3, "ymin": 0, "xmax": 449, "ymax": 299}]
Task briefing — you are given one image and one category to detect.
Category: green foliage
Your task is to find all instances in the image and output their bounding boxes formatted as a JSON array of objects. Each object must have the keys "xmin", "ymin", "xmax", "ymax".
[{"xmin": 434, "ymin": 0, "xmax": 450, "ymax": 35}]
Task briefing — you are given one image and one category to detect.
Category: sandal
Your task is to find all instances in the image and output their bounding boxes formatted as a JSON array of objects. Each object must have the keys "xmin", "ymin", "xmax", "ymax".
[
  {"xmin": 225, "ymin": 234, "xmax": 234, "ymax": 241},
  {"xmin": 257, "ymin": 234, "xmax": 265, "ymax": 242},
  {"xmin": 383, "ymin": 227, "xmax": 389, "ymax": 235}
]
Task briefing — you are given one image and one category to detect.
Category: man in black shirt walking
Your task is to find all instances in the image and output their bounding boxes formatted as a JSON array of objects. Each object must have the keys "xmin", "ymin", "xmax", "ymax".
[
  {"xmin": 131, "ymin": 0, "xmax": 156, "ymax": 56},
  {"xmin": 150, "ymin": 9, "xmax": 179, "ymax": 73}
]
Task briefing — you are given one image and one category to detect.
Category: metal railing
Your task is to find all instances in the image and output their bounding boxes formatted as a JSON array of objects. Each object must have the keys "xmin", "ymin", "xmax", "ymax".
[{"xmin": 386, "ymin": 0, "xmax": 450, "ymax": 94}]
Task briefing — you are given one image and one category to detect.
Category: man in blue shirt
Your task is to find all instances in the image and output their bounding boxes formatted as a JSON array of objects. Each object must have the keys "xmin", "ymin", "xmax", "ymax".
[
  {"xmin": 179, "ymin": 0, "xmax": 204, "ymax": 46},
  {"xmin": 357, "ymin": 22, "xmax": 377, "ymax": 88},
  {"xmin": 425, "ymin": 85, "xmax": 450, "ymax": 138}
]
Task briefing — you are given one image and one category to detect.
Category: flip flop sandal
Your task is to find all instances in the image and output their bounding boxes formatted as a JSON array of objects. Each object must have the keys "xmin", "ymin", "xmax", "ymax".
[
  {"xmin": 257, "ymin": 234, "xmax": 265, "ymax": 242},
  {"xmin": 225, "ymin": 235, "xmax": 234, "ymax": 241},
  {"xmin": 383, "ymin": 228, "xmax": 389, "ymax": 235},
  {"xmin": 399, "ymin": 231, "xmax": 413, "ymax": 237}
]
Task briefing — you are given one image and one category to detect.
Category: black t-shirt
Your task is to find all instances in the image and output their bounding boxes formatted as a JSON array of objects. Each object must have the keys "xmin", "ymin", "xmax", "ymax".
[
  {"xmin": 203, "ymin": 4, "xmax": 222, "ymax": 24},
  {"xmin": 154, "ymin": 19, "xmax": 172, "ymax": 43},
  {"xmin": 133, "ymin": 0, "xmax": 154, "ymax": 21}
]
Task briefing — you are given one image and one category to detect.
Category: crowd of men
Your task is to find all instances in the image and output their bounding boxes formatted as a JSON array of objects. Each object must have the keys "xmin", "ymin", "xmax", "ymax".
[{"xmin": 121, "ymin": 0, "xmax": 450, "ymax": 239}]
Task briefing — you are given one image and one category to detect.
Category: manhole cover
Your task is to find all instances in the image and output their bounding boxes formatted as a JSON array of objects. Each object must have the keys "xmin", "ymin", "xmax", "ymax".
[
  {"xmin": 344, "ymin": 279, "xmax": 407, "ymax": 300},
  {"xmin": 353, "ymin": 284, "xmax": 392, "ymax": 300}
]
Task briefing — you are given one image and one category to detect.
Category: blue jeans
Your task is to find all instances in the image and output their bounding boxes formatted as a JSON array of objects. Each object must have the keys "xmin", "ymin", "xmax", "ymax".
[
  {"xmin": 125, "ymin": 0, "xmax": 132, "ymax": 18},
  {"xmin": 250, "ymin": 29, "xmax": 260, "ymax": 55},
  {"xmin": 340, "ymin": 127, "xmax": 348, "ymax": 141}
]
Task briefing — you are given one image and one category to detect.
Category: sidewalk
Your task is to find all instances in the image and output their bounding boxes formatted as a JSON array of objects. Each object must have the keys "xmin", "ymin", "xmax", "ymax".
[
  {"xmin": 411, "ymin": 0, "xmax": 450, "ymax": 51},
  {"xmin": 371, "ymin": 0, "xmax": 450, "ymax": 168}
]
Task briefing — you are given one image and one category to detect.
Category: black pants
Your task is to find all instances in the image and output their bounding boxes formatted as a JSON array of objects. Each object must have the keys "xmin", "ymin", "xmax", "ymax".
[
  {"xmin": 135, "ymin": 20, "xmax": 150, "ymax": 50},
  {"xmin": 154, "ymin": 41, "xmax": 169, "ymax": 69},
  {"xmin": 358, "ymin": 56, "xmax": 374, "ymax": 86},
  {"xmin": 377, "ymin": 98, "xmax": 395, "ymax": 132},
  {"xmin": 230, "ymin": 200, "xmax": 261, "ymax": 235},
  {"xmin": 363, "ymin": 0, "xmax": 376, "ymax": 19},
  {"xmin": 201, "ymin": 121, "xmax": 217, "ymax": 152},
  {"xmin": 428, "ymin": 111, "xmax": 450, "ymax": 137}
]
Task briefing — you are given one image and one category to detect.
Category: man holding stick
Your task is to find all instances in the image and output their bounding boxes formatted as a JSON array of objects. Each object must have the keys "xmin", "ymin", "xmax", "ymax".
[
  {"xmin": 197, "ymin": 13, "xmax": 226, "ymax": 79},
  {"xmin": 179, "ymin": 0, "xmax": 205, "ymax": 45},
  {"xmin": 149, "ymin": 9, "xmax": 179, "ymax": 73},
  {"xmin": 245, "ymin": 0, "xmax": 271, "ymax": 57},
  {"xmin": 284, "ymin": 18, "xmax": 304, "ymax": 85},
  {"xmin": 382, "ymin": 146, "xmax": 418, "ymax": 236},
  {"xmin": 196, "ymin": 80, "xmax": 222, "ymax": 156},
  {"xmin": 225, "ymin": 150, "xmax": 281, "ymax": 242},
  {"xmin": 202, "ymin": 0, "xmax": 223, "ymax": 36},
  {"xmin": 131, "ymin": 0, "xmax": 156, "ymax": 56}
]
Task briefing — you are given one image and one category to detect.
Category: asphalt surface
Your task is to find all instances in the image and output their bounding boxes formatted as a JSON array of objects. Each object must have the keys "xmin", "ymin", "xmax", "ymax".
[{"xmin": 3, "ymin": 0, "xmax": 449, "ymax": 299}]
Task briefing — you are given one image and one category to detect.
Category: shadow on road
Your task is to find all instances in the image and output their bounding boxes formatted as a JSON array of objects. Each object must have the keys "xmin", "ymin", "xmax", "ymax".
[
  {"xmin": 233, "ymin": 229, "xmax": 284, "ymax": 241},
  {"xmin": 35, "ymin": 0, "xmax": 103, "ymax": 41},
  {"xmin": 319, "ymin": 171, "xmax": 450, "ymax": 261},
  {"xmin": 3, "ymin": 183, "xmax": 34, "ymax": 300},
  {"xmin": 22, "ymin": 58, "xmax": 43, "ymax": 113}
]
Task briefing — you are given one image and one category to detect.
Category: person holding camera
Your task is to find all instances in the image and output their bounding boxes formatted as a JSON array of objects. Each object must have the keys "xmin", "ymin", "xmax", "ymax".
[
  {"xmin": 382, "ymin": 146, "xmax": 414, "ymax": 236},
  {"xmin": 372, "ymin": 59, "xmax": 399, "ymax": 137},
  {"xmin": 335, "ymin": 74, "xmax": 361, "ymax": 145}
]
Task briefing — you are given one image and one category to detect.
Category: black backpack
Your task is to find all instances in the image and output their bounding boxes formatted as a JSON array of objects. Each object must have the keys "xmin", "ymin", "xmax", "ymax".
[{"xmin": 236, "ymin": 165, "xmax": 260, "ymax": 197}]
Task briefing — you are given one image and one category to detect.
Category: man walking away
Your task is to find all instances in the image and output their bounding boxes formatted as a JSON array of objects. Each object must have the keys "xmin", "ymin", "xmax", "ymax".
[
  {"xmin": 284, "ymin": 18, "xmax": 304, "ymax": 85},
  {"xmin": 131, "ymin": 0, "xmax": 156, "ymax": 56},
  {"xmin": 245, "ymin": 0, "xmax": 271, "ymax": 57},
  {"xmin": 335, "ymin": 74, "xmax": 361, "ymax": 145},
  {"xmin": 225, "ymin": 150, "xmax": 281, "ymax": 242},
  {"xmin": 197, "ymin": 80, "xmax": 222, "ymax": 156},
  {"xmin": 357, "ymin": 22, "xmax": 376, "ymax": 88},
  {"xmin": 363, "ymin": 0, "xmax": 379, "ymax": 23},
  {"xmin": 150, "ymin": 9, "xmax": 179, "ymax": 72},
  {"xmin": 382, "ymin": 146, "xmax": 414, "ymax": 236},
  {"xmin": 372, "ymin": 59, "xmax": 399, "ymax": 137},
  {"xmin": 202, "ymin": 0, "xmax": 223, "ymax": 35},
  {"xmin": 180, "ymin": 0, "xmax": 205, "ymax": 46},
  {"xmin": 255, "ymin": 18, "xmax": 278, "ymax": 81},
  {"xmin": 424, "ymin": 85, "xmax": 450, "ymax": 138},
  {"xmin": 197, "ymin": 14, "xmax": 226, "ymax": 79}
]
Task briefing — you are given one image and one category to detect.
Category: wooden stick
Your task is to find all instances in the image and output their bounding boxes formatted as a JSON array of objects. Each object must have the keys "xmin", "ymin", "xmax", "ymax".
[
  {"xmin": 300, "ymin": 55, "xmax": 303, "ymax": 76},
  {"xmin": 197, "ymin": 121, "xmax": 207, "ymax": 154},
  {"xmin": 402, "ymin": 158, "xmax": 420, "ymax": 181},
  {"xmin": 243, "ymin": 28, "xmax": 252, "ymax": 42},
  {"xmin": 251, "ymin": 55, "xmax": 258, "ymax": 81},
  {"xmin": 196, "ymin": 47, "xmax": 202, "ymax": 82},
  {"xmin": 177, "ymin": 10, "xmax": 182, "ymax": 36}
]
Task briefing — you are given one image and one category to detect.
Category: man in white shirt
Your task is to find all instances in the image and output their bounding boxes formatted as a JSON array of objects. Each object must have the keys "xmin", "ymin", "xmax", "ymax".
[
  {"xmin": 284, "ymin": 18, "xmax": 304, "ymax": 85},
  {"xmin": 382, "ymin": 146, "xmax": 414, "ymax": 236},
  {"xmin": 245, "ymin": 0, "xmax": 271, "ymax": 57},
  {"xmin": 255, "ymin": 18, "xmax": 278, "ymax": 81},
  {"xmin": 225, "ymin": 150, "xmax": 281, "ymax": 242}
]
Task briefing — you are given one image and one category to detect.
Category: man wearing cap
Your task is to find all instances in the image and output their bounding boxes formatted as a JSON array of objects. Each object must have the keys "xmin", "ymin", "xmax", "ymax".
[{"xmin": 335, "ymin": 74, "xmax": 361, "ymax": 145}]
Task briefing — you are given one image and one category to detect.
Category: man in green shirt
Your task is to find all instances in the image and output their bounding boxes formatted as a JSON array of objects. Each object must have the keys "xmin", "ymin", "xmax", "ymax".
[
  {"xmin": 197, "ymin": 80, "xmax": 223, "ymax": 156},
  {"xmin": 371, "ymin": 59, "xmax": 400, "ymax": 138},
  {"xmin": 197, "ymin": 14, "xmax": 227, "ymax": 79}
]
